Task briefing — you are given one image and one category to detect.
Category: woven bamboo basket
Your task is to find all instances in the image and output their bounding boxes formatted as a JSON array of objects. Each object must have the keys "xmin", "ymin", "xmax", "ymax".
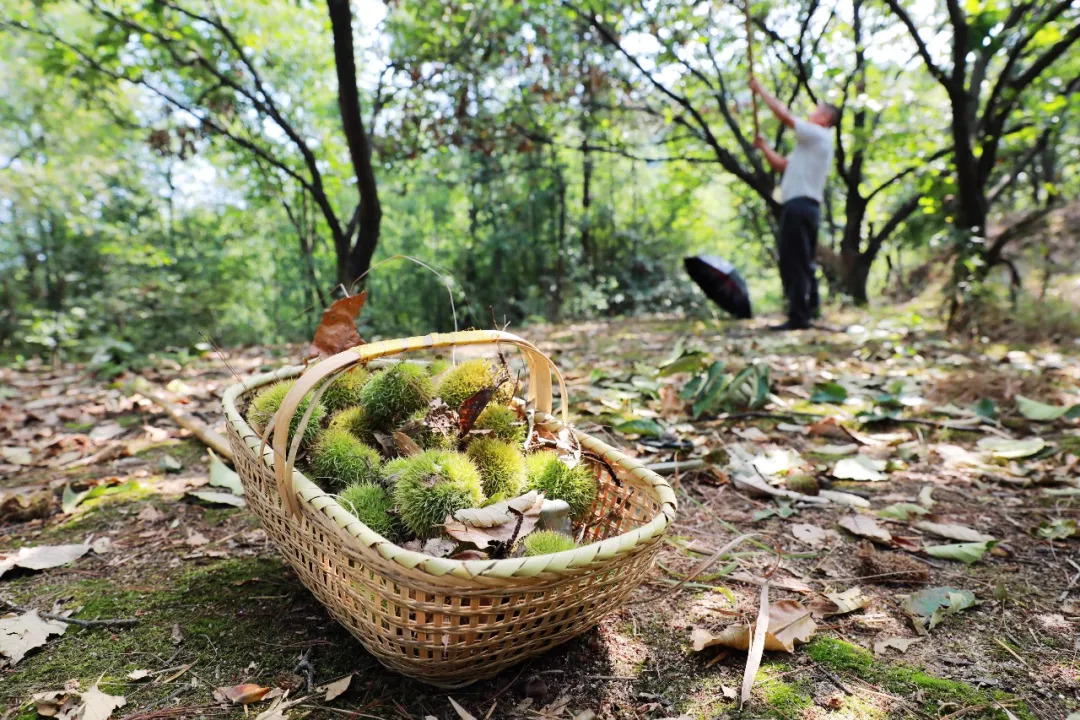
[{"xmin": 222, "ymin": 330, "xmax": 677, "ymax": 687}]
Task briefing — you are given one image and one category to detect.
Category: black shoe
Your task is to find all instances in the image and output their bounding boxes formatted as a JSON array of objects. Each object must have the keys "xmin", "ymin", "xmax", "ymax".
[{"xmin": 768, "ymin": 321, "xmax": 811, "ymax": 331}]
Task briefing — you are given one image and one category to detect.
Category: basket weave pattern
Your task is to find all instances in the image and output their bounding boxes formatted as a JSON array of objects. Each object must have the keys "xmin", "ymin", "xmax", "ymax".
[{"xmin": 222, "ymin": 331, "xmax": 676, "ymax": 687}]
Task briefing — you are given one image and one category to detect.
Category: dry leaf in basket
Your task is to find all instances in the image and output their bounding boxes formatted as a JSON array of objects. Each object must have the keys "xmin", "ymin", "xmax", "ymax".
[
  {"xmin": 691, "ymin": 599, "xmax": 817, "ymax": 654},
  {"xmin": 306, "ymin": 292, "xmax": 367, "ymax": 359},
  {"xmin": 443, "ymin": 492, "xmax": 544, "ymax": 549}
]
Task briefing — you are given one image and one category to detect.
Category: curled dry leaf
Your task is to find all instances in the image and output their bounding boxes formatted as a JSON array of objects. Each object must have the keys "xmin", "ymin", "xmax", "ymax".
[
  {"xmin": 444, "ymin": 492, "xmax": 544, "ymax": 549},
  {"xmin": 811, "ymin": 587, "xmax": 870, "ymax": 618},
  {"xmin": 691, "ymin": 599, "xmax": 817, "ymax": 655},
  {"xmin": 223, "ymin": 683, "xmax": 272, "ymax": 704},
  {"xmin": 307, "ymin": 291, "xmax": 367, "ymax": 359}
]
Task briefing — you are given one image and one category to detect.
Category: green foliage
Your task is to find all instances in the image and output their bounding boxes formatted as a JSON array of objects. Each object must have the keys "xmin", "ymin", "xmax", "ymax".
[
  {"xmin": 310, "ymin": 428, "xmax": 385, "ymax": 491},
  {"xmin": 466, "ymin": 438, "xmax": 526, "ymax": 498},
  {"xmin": 524, "ymin": 451, "xmax": 598, "ymax": 520},
  {"xmin": 360, "ymin": 363, "xmax": 435, "ymax": 430},
  {"xmin": 339, "ymin": 482, "xmax": 400, "ymax": 541},
  {"xmin": 522, "ymin": 530, "xmax": 577, "ymax": 557},
  {"xmin": 474, "ymin": 405, "xmax": 526, "ymax": 444},
  {"xmin": 321, "ymin": 368, "xmax": 371, "ymax": 413},
  {"xmin": 246, "ymin": 381, "xmax": 325, "ymax": 447},
  {"xmin": 391, "ymin": 450, "xmax": 484, "ymax": 538}
]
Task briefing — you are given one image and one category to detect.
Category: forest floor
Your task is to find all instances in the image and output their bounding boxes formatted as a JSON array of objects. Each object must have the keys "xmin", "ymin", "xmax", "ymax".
[{"xmin": 2, "ymin": 304, "xmax": 1079, "ymax": 720}]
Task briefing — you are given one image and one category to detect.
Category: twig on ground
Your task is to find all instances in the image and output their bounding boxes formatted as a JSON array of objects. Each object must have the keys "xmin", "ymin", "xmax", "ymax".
[
  {"xmin": 626, "ymin": 533, "xmax": 756, "ymax": 606},
  {"xmin": 811, "ymin": 659, "xmax": 853, "ymax": 695},
  {"xmin": 0, "ymin": 597, "xmax": 138, "ymax": 628},
  {"xmin": 294, "ymin": 648, "xmax": 315, "ymax": 692},
  {"xmin": 127, "ymin": 377, "xmax": 233, "ymax": 460}
]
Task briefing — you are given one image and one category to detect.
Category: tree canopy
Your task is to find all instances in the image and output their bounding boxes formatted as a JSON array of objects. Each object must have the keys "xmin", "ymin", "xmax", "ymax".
[{"xmin": 2, "ymin": 0, "xmax": 1077, "ymax": 362}]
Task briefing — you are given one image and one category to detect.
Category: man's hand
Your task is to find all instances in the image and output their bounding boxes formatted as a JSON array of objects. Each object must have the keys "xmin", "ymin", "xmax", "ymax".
[
  {"xmin": 748, "ymin": 75, "xmax": 762, "ymax": 95},
  {"xmin": 753, "ymin": 134, "xmax": 766, "ymax": 150}
]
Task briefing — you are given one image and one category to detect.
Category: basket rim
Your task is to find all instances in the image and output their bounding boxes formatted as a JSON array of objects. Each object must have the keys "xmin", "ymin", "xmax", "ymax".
[{"xmin": 222, "ymin": 364, "xmax": 677, "ymax": 582}]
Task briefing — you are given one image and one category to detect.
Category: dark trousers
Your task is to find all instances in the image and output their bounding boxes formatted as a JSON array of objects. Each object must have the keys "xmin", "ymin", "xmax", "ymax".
[{"xmin": 778, "ymin": 197, "xmax": 821, "ymax": 327}]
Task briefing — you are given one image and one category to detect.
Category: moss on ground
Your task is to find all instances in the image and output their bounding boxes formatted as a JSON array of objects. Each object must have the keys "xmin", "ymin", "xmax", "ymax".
[{"xmin": 807, "ymin": 637, "xmax": 1035, "ymax": 720}]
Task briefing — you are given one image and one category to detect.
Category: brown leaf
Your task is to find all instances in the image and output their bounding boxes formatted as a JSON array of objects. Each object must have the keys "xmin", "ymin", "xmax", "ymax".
[
  {"xmin": 223, "ymin": 683, "xmax": 271, "ymax": 704},
  {"xmin": 307, "ymin": 292, "xmax": 367, "ymax": 359},
  {"xmin": 443, "ymin": 493, "xmax": 544, "ymax": 549},
  {"xmin": 457, "ymin": 386, "xmax": 495, "ymax": 434},
  {"xmin": 692, "ymin": 598, "xmax": 817, "ymax": 656},
  {"xmin": 810, "ymin": 587, "xmax": 870, "ymax": 618},
  {"xmin": 392, "ymin": 432, "xmax": 422, "ymax": 458}
]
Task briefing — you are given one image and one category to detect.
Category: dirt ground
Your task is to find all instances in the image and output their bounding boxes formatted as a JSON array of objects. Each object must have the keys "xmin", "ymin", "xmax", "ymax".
[{"xmin": 2, "ymin": 310, "xmax": 1078, "ymax": 720}]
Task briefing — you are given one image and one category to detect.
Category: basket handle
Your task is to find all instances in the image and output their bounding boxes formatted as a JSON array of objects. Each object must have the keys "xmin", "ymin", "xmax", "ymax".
[{"xmin": 270, "ymin": 330, "xmax": 569, "ymax": 516}]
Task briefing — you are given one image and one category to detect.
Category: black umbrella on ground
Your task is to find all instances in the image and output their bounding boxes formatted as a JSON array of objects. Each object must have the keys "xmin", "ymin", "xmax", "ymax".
[{"xmin": 684, "ymin": 255, "xmax": 753, "ymax": 319}]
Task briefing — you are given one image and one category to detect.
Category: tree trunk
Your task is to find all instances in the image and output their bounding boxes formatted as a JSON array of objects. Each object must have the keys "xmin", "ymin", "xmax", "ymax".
[{"xmin": 326, "ymin": 0, "xmax": 381, "ymax": 290}]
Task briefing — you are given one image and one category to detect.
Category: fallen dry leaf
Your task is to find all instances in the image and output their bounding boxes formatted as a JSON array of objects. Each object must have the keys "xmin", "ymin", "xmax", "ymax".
[
  {"xmin": 81, "ymin": 683, "xmax": 126, "ymax": 720},
  {"xmin": 321, "ymin": 674, "xmax": 352, "ymax": 702},
  {"xmin": 223, "ymin": 683, "xmax": 272, "ymax": 704},
  {"xmin": 0, "ymin": 543, "xmax": 91, "ymax": 578},
  {"xmin": 448, "ymin": 696, "xmax": 478, "ymax": 720},
  {"xmin": 873, "ymin": 636, "xmax": 924, "ymax": 655},
  {"xmin": 811, "ymin": 587, "xmax": 870, "ymax": 617},
  {"xmin": 444, "ymin": 492, "xmax": 544, "ymax": 549},
  {"xmin": 692, "ymin": 598, "xmax": 817, "ymax": 655},
  {"xmin": 838, "ymin": 515, "xmax": 892, "ymax": 544},
  {"xmin": 0, "ymin": 611, "xmax": 68, "ymax": 665},
  {"xmin": 790, "ymin": 523, "xmax": 839, "ymax": 549},
  {"xmin": 912, "ymin": 520, "xmax": 994, "ymax": 543},
  {"xmin": 307, "ymin": 291, "xmax": 367, "ymax": 359}
]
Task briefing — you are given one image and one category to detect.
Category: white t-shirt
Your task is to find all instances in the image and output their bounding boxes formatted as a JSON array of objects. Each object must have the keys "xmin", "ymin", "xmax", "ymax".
[{"xmin": 779, "ymin": 119, "xmax": 834, "ymax": 204}]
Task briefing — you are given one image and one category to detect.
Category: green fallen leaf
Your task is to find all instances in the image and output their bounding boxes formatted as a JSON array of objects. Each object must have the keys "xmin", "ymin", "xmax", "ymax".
[
  {"xmin": 1036, "ymin": 518, "xmax": 1077, "ymax": 540},
  {"xmin": 924, "ymin": 541, "xmax": 996, "ymax": 564},
  {"xmin": 208, "ymin": 451, "xmax": 244, "ymax": 495},
  {"xmin": 657, "ymin": 350, "xmax": 709, "ymax": 377},
  {"xmin": 902, "ymin": 586, "xmax": 978, "ymax": 634},
  {"xmin": 614, "ymin": 418, "xmax": 664, "ymax": 438},
  {"xmin": 878, "ymin": 503, "xmax": 931, "ymax": 521},
  {"xmin": 61, "ymin": 485, "xmax": 90, "ymax": 514},
  {"xmin": 1015, "ymin": 395, "xmax": 1069, "ymax": 421},
  {"xmin": 971, "ymin": 398, "xmax": 996, "ymax": 420},
  {"xmin": 810, "ymin": 382, "xmax": 848, "ymax": 404},
  {"xmin": 976, "ymin": 437, "xmax": 1045, "ymax": 459}
]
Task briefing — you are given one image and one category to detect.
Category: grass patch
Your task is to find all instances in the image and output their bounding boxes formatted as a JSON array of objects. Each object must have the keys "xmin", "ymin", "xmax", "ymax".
[{"xmin": 807, "ymin": 638, "xmax": 1035, "ymax": 720}]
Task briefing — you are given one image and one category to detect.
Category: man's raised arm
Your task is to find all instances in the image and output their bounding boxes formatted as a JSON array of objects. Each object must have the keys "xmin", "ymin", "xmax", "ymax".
[
  {"xmin": 748, "ymin": 76, "xmax": 795, "ymax": 128},
  {"xmin": 753, "ymin": 135, "xmax": 788, "ymax": 172}
]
